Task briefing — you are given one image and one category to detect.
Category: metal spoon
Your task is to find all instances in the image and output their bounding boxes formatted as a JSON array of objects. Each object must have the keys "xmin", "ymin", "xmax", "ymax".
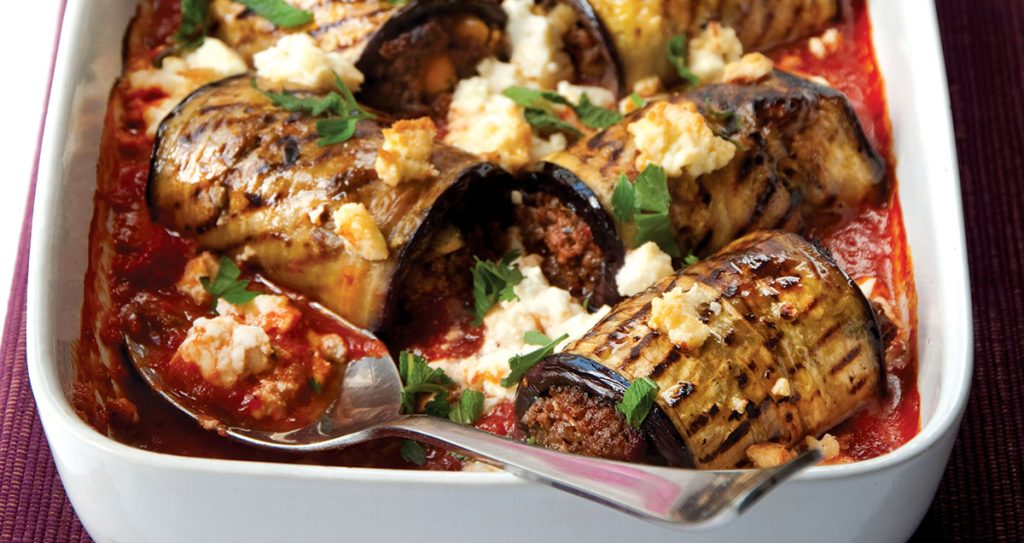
[{"xmin": 124, "ymin": 335, "xmax": 820, "ymax": 529}]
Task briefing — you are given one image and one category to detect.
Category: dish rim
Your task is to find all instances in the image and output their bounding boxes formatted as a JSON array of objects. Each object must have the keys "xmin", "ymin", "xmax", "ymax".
[{"xmin": 26, "ymin": 0, "xmax": 973, "ymax": 486}]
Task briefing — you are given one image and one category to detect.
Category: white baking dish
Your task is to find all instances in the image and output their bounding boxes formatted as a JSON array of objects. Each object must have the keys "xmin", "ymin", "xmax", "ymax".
[{"xmin": 27, "ymin": 0, "xmax": 972, "ymax": 541}]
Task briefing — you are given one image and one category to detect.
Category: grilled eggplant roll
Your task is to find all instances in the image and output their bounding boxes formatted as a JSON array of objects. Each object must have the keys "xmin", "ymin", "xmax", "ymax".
[
  {"xmin": 209, "ymin": 0, "xmax": 622, "ymax": 117},
  {"xmin": 148, "ymin": 76, "xmax": 512, "ymax": 331},
  {"xmin": 516, "ymin": 231, "xmax": 885, "ymax": 469},
  {"xmin": 587, "ymin": 0, "xmax": 840, "ymax": 86},
  {"xmin": 524, "ymin": 71, "xmax": 886, "ymax": 271}
]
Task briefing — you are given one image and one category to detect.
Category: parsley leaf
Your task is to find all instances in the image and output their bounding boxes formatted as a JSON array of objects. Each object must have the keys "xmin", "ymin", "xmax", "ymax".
[
  {"xmin": 255, "ymin": 75, "xmax": 374, "ymax": 146},
  {"xmin": 502, "ymin": 87, "xmax": 571, "ymax": 108},
  {"xmin": 523, "ymin": 108, "xmax": 583, "ymax": 138},
  {"xmin": 575, "ymin": 93, "xmax": 623, "ymax": 129},
  {"xmin": 424, "ymin": 391, "xmax": 451, "ymax": 418},
  {"xmin": 308, "ymin": 378, "xmax": 322, "ymax": 394},
  {"xmin": 683, "ymin": 254, "xmax": 700, "ymax": 266},
  {"xmin": 609, "ymin": 166, "xmax": 681, "ymax": 257},
  {"xmin": 524, "ymin": 330, "xmax": 552, "ymax": 346},
  {"xmin": 616, "ymin": 377, "xmax": 660, "ymax": 428},
  {"xmin": 174, "ymin": 0, "xmax": 209, "ymax": 51},
  {"xmin": 400, "ymin": 439, "xmax": 426, "ymax": 465},
  {"xmin": 471, "ymin": 250, "xmax": 524, "ymax": 325},
  {"xmin": 398, "ymin": 351, "xmax": 453, "ymax": 414},
  {"xmin": 448, "ymin": 390, "xmax": 485, "ymax": 425},
  {"xmin": 666, "ymin": 35, "xmax": 700, "ymax": 87},
  {"xmin": 235, "ymin": 0, "xmax": 313, "ymax": 28},
  {"xmin": 501, "ymin": 333, "xmax": 568, "ymax": 387},
  {"xmin": 199, "ymin": 256, "xmax": 260, "ymax": 310},
  {"xmin": 629, "ymin": 93, "xmax": 646, "ymax": 108}
]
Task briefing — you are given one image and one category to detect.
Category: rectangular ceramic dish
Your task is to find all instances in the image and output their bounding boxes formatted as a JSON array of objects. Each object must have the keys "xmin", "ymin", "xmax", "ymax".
[{"xmin": 28, "ymin": 0, "xmax": 972, "ymax": 541}]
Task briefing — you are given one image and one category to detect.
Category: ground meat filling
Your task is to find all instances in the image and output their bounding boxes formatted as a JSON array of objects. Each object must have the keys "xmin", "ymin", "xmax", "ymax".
[
  {"xmin": 521, "ymin": 385, "xmax": 647, "ymax": 462},
  {"xmin": 514, "ymin": 192, "xmax": 604, "ymax": 299},
  {"xmin": 363, "ymin": 14, "xmax": 505, "ymax": 119}
]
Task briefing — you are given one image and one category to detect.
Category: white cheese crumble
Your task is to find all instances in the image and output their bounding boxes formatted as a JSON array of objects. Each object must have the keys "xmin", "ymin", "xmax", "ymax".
[
  {"xmin": 176, "ymin": 315, "xmax": 273, "ymax": 388},
  {"xmin": 648, "ymin": 283, "xmax": 718, "ymax": 350},
  {"xmin": 503, "ymin": 0, "xmax": 577, "ymax": 89},
  {"xmin": 615, "ymin": 242, "xmax": 675, "ymax": 296},
  {"xmin": 722, "ymin": 53, "xmax": 775, "ymax": 84},
  {"xmin": 808, "ymin": 28, "xmax": 842, "ymax": 59},
  {"xmin": 771, "ymin": 377, "xmax": 793, "ymax": 399},
  {"xmin": 253, "ymin": 33, "xmax": 364, "ymax": 91},
  {"xmin": 444, "ymin": 72, "xmax": 534, "ymax": 171},
  {"xmin": 217, "ymin": 294, "xmax": 301, "ymax": 333},
  {"xmin": 555, "ymin": 81, "xmax": 616, "ymax": 109},
  {"xmin": 688, "ymin": 22, "xmax": 744, "ymax": 84},
  {"xmin": 127, "ymin": 37, "xmax": 248, "ymax": 135},
  {"xmin": 430, "ymin": 254, "xmax": 610, "ymax": 410},
  {"xmin": 332, "ymin": 203, "xmax": 389, "ymax": 261},
  {"xmin": 628, "ymin": 101, "xmax": 736, "ymax": 178},
  {"xmin": 374, "ymin": 117, "xmax": 439, "ymax": 186},
  {"xmin": 177, "ymin": 252, "xmax": 221, "ymax": 305},
  {"xmin": 805, "ymin": 433, "xmax": 841, "ymax": 460}
]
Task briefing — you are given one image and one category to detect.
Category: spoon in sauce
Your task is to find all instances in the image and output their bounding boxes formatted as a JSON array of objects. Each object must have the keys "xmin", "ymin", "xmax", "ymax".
[{"xmin": 124, "ymin": 328, "xmax": 820, "ymax": 529}]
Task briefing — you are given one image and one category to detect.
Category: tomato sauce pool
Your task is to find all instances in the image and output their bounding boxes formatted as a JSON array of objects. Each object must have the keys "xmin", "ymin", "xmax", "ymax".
[{"xmin": 75, "ymin": 0, "xmax": 919, "ymax": 469}]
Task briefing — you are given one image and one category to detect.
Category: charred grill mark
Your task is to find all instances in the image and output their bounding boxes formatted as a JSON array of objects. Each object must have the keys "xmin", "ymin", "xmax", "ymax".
[
  {"xmin": 848, "ymin": 376, "xmax": 869, "ymax": 396},
  {"xmin": 281, "ymin": 136, "xmax": 301, "ymax": 166},
  {"xmin": 666, "ymin": 382, "xmax": 695, "ymax": 407},
  {"xmin": 243, "ymin": 192, "xmax": 265, "ymax": 208},
  {"xmin": 814, "ymin": 321, "xmax": 842, "ymax": 349},
  {"xmin": 830, "ymin": 344, "xmax": 864, "ymax": 375},
  {"xmin": 624, "ymin": 334, "xmax": 659, "ymax": 367},
  {"xmin": 650, "ymin": 349, "xmax": 682, "ymax": 378},
  {"xmin": 308, "ymin": 9, "xmax": 390, "ymax": 37},
  {"xmin": 688, "ymin": 413, "xmax": 710, "ymax": 434},
  {"xmin": 699, "ymin": 421, "xmax": 750, "ymax": 464}
]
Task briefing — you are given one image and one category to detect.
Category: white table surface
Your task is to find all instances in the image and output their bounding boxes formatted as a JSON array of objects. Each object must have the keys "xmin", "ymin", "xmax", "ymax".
[{"xmin": 0, "ymin": 1, "xmax": 64, "ymax": 328}]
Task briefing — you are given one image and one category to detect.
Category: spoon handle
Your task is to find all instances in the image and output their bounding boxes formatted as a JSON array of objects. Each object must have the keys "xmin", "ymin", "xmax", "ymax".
[{"xmin": 380, "ymin": 415, "xmax": 821, "ymax": 528}]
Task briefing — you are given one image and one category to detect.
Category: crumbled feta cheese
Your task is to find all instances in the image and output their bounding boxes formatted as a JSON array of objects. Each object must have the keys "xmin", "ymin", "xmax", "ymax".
[
  {"xmin": 615, "ymin": 242, "xmax": 675, "ymax": 296},
  {"xmin": 332, "ymin": 203, "xmax": 389, "ymax": 261},
  {"xmin": 530, "ymin": 132, "xmax": 567, "ymax": 160},
  {"xmin": 177, "ymin": 252, "xmax": 221, "ymax": 305},
  {"xmin": 722, "ymin": 53, "xmax": 775, "ymax": 84},
  {"xmin": 648, "ymin": 283, "xmax": 717, "ymax": 350},
  {"xmin": 731, "ymin": 396, "xmax": 749, "ymax": 414},
  {"xmin": 771, "ymin": 377, "xmax": 793, "ymax": 399},
  {"xmin": 176, "ymin": 315, "xmax": 273, "ymax": 388},
  {"xmin": 503, "ymin": 0, "xmax": 576, "ymax": 89},
  {"xmin": 628, "ymin": 101, "xmax": 736, "ymax": 178},
  {"xmin": 556, "ymin": 81, "xmax": 616, "ymax": 109},
  {"xmin": 249, "ymin": 370, "xmax": 301, "ymax": 419},
  {"xmin": 217, "ymin": 294, "xmax": 301, "ymax": 333},
  {"xmin": 633, "ymin": 76, "xmax": 662, "ymax": 97},
  {"xmin": 688, "ymin": 22, "xmax": 744, "ymax": 83},
  {"xmin": 746, "ymin": 442, "xmax": 795, "ymax": 468},
  {"xmin": 254, "ymin": 33, "xmax": 364, "ymax": 91},
  {"xmin": 807, "ymin": 75, "xmax": 832, "ymax": 88},
  {"xmin": 857, "ymin": 277, "xmax": 877, "ymax": 298},
  {"xmin": 805, "ymin": 433, "xmax": 841, "ymax": 460},
  {"xmin": 445, "ymin": 76, "xmax": 533, "ymax": 170},
  {"xmin": 127, "ymin": 38, "xmax": 248, "ymax": 135},
  {"xmin": 375, "ymin": 117, "xmax": 439, "ymax": 186},
  {"xmin": 808, "ymin": 28, "xmax": 842, "ymax": 59},
  {"xmin": 311, "ymin": 333, "xmax": 348, "ymax": 364},
  {"xmin": 184, "ymin": 37, "xmax": 248, "ymax": 77}
]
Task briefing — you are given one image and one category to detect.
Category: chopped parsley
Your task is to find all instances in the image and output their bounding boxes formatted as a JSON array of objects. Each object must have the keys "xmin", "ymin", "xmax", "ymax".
[
  {"xmin": 307, "ymin": 378, "xmax": 322, "ymax": 394},
  {"xmin": 502, "ymin": 86, "xmax": 623, "ymax": 135},
  {"xmin": 400, "ymin": 439, "xmax": 426, "ymax": 465},
  {"xmin": 174, "ymin": 0, "xmax": 209, "ymax": 51},
  {"xmin": 666, "ymin": 35, "xmax": 700, "ymax": 87},
  {"xmin": 500, "ymin": 332, "xmax": 569, "ymax": 387},
  {"xmin": 448, "ymin": 390, "xmax": 485, "ymax": 425},
  {"xmin": 255, "ymin": 75, "xmax": 375, "ymax": 147},
  {"xmin": 200, "ymin": 256, "xmax": 260, "ymax": 310},
  {"xmin": 683, "ymin": 254, "xmax": 700, "ymax": 266},
  {"xmin": 610, "ymin": 165, "xmax": 682, "ymax": 257},
  {"xmin": 523, "ymin": 330, "xmax": 552, "ymax": 346},
  {"xmin": 629, "ymin": 92, "xmax": 647, "ymax": 108},
  {"xmin": 424, "ymin": 391, "xmax": 451, "ymax": 418},
  {"xmin": 616, "ymin": 377, "xmax": 660, "ymax": 428},
  {"xmin": 397, "ymin": 351, "xmax": 454, "ymax": 415},
  {"xmin": 471, "ymin": 250, "xmax": 524, "ymax": 325},
  {"xmin": 235, "ymin": 0, "xmax": 313, "ymax": 28}
]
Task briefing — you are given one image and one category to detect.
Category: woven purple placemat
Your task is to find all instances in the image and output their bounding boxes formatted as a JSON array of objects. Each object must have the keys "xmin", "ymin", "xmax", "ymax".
[{"xmin": 2, "ymin": 2, "xmax": 1022, "ymax": 541}]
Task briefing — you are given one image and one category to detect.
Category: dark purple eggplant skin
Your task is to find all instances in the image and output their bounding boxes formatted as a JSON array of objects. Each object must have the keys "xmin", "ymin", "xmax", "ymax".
[
  {"xmin": 553, "ymin": 0, "xmax": 625, "ymax": 97},
  {"xmin": 516, "ymin": 353, "xmax": 695, "ymax": 468}
]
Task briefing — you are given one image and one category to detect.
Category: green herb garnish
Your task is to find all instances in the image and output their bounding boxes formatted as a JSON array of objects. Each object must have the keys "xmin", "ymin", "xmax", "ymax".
[
  {"xmin": 398, "ymin": 351, "xmax": 454, "ymax": 414},
  {"xmin": 501, "ymin": 333, "xmax": 569, "ymax": 387},
  {"xmin": 502, "ymin": 86, "xmax": 623, "ymax": 135},
  {"xmin": 683, "ymin": 254, "xmax": 700, "ymax": 266},
  {"xmin": 174, "ymin": 0, "xmax": 209, "ymax": 51},
  {"xmin": 448, "ymin": 390, "xmax": 485, "ymax": 425},
  {"xmin": 629, "ymin": 93, "xmax": 646, "ymax": 108},
  {"xmin": 400, "ymin": 439, "xmax": 426, "ymax": 465},
  {"xmin": 424, "ymin": 391, "xmax": 451, "ymax": 418},
  {"xmin": 255, "ymin": 75, "xmax": 374, "ymax": 147},
  {"xmin": 235, "ymin": 0, "xmax": 313, "ymax": 28},
  {"xmin": 200, "ymin": 256, "xmax": 260, "ymax": 310},
  {"xmin": 308, "ymin": 378, "xmax": 322, "ymax": 394},
  {"xmin": 524, "ymin": 330, "xmax": 552, "ymax": 346},
  {"xmin": 616, "ymin": 377, "xmax": 660, "ymax": 428},
  {"xmin": 667, "ymin": 35, "xmax": 700, "ymax": 87},
  {"xmin": 610, "ymin": 165, "xmax": 681, "ymax": 257},
  {"xmin": 471, "ymin": 250, "xmax": 524, "ymax": 325}
]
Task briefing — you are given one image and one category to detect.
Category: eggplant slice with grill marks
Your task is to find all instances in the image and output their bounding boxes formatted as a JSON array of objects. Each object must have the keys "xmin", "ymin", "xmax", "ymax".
[
  {"xmin": 586, "ymin": 0, "xmax": 841, "ymax": 86},
  {"xmin": 208, "ymin": 0, "xmax": 623, "ymax": 118},
  {"xmin": 516, "ymin": 231, "xmax": 886, "ymax": 469},
  {"xmin": 523, "ymin": 70, "xmax": 886, "ymax": 281}
]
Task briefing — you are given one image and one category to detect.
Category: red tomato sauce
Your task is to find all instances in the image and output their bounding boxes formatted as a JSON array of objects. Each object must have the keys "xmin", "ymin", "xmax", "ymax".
[{"xmin": 73, "ymin": 0, "xmax": 918, "ymax": 469}]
